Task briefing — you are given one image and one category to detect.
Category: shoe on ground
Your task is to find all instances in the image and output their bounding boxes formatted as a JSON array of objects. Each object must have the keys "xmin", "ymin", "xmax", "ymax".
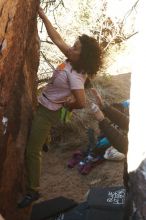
[
  {"xmin": 104, "ymin": 146, "xmax": 125, "ymax": 161},
  {"xmin": 17, "ymin": 191, "xmax": 40, "ymax": 208},
  {"xmin": 79, "ymin": 156, "xmax": 104, "ymax": 175},
  {"xmin": 67, "ymin": 150, "xmax": 83, "ymax": 168}
]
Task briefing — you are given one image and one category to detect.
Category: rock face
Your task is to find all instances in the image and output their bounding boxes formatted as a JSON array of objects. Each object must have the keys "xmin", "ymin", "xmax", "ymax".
[
  {"xmin": 129, "ymin": 159, "xmax": 146, "ymax": 219},
  {"xmin": 0, "ymin": 0, "xmax": 40, "ymax": 219}
]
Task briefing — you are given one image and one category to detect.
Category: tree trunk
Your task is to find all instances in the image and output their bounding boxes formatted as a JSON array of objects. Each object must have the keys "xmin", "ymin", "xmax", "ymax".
[{"xmin": 0, "ymin": 0, "xmax": 40, "ymax": 219}]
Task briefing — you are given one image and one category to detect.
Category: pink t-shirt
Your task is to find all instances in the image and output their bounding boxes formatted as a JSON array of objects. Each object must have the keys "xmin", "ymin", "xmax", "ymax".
[{"xmin": 38, "ymin": 61, "xmax": 86, "ymax": 111}]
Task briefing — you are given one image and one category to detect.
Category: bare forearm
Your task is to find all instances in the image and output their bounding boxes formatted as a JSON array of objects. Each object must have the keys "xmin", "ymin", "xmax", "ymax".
[
  {"xmin": 40, "ymin": 14, "xmax": 62, "ymax": 44},
  {"xmin": 66, "ymin": 89, "xmax": 86, "ymax": 111},
  {"xmin": 38, "ymin": 7, "xmax": 69, "ymax": 55},
  {"xmin": 64, "ymin": 101, "xmax": 85, "ymax": 111}
]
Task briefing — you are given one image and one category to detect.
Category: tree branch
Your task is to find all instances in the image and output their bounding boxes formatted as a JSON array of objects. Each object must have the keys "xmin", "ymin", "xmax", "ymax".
[
  {"xmin": 40, "ymin": 51, "xmax": 55, "ymax": 70},
  {"xmin": 40, "ymin": 40, "xmax": 54, "ymax": 44}
]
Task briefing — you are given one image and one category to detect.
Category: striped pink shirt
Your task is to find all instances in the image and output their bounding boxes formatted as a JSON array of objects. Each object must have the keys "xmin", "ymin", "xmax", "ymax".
[{"xmin": 38, "ymin": 61, "xmax": 86, "ymax": 111}]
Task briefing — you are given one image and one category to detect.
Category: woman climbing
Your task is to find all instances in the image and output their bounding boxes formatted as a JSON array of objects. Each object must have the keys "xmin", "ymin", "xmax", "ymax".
[{"xmin": 18, "ymin": 6, "xmax": 103, "ymax": 208}]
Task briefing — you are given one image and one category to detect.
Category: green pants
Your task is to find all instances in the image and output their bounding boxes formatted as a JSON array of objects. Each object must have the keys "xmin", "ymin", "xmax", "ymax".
[{"xmin": 26, "ymin": 104, "xmax": 60, "ymax": 192}]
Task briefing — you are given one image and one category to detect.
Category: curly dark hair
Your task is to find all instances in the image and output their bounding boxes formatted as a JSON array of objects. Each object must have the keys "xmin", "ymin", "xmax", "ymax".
[{"xmin": 71, "ymin": 34, "xmax": 103, "ymax": 76}]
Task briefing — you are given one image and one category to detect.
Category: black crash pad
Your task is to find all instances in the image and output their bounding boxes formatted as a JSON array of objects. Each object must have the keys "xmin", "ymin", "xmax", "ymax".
[
  {"xmin": 87, "ymin": 186, "xmax": 126, "ymax": 210},
  {"xmin": 85, "ymin": 208, "xmax": 124, "ymax": 220},
  {"xmin": 30, "ymin": 196, "xmax": 78, "ymax": 220}
]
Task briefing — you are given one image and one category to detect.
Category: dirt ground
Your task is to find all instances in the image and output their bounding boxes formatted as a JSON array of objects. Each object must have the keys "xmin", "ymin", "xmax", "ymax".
[{"xmin": 38, "ymin": 72, "xmax": 131, "ymax": 203}]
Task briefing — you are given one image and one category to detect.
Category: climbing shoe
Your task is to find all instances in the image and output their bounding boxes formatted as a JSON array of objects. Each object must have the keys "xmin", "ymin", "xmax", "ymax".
[{"xmin": 18, "ymin": 191, "xmax": 40, "ymax": 208}]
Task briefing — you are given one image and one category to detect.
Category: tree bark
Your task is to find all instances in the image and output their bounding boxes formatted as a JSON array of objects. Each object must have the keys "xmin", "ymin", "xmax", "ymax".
[{"xmin": 0, "ymin": 0, "xmax": 40, "ymax": 219}]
